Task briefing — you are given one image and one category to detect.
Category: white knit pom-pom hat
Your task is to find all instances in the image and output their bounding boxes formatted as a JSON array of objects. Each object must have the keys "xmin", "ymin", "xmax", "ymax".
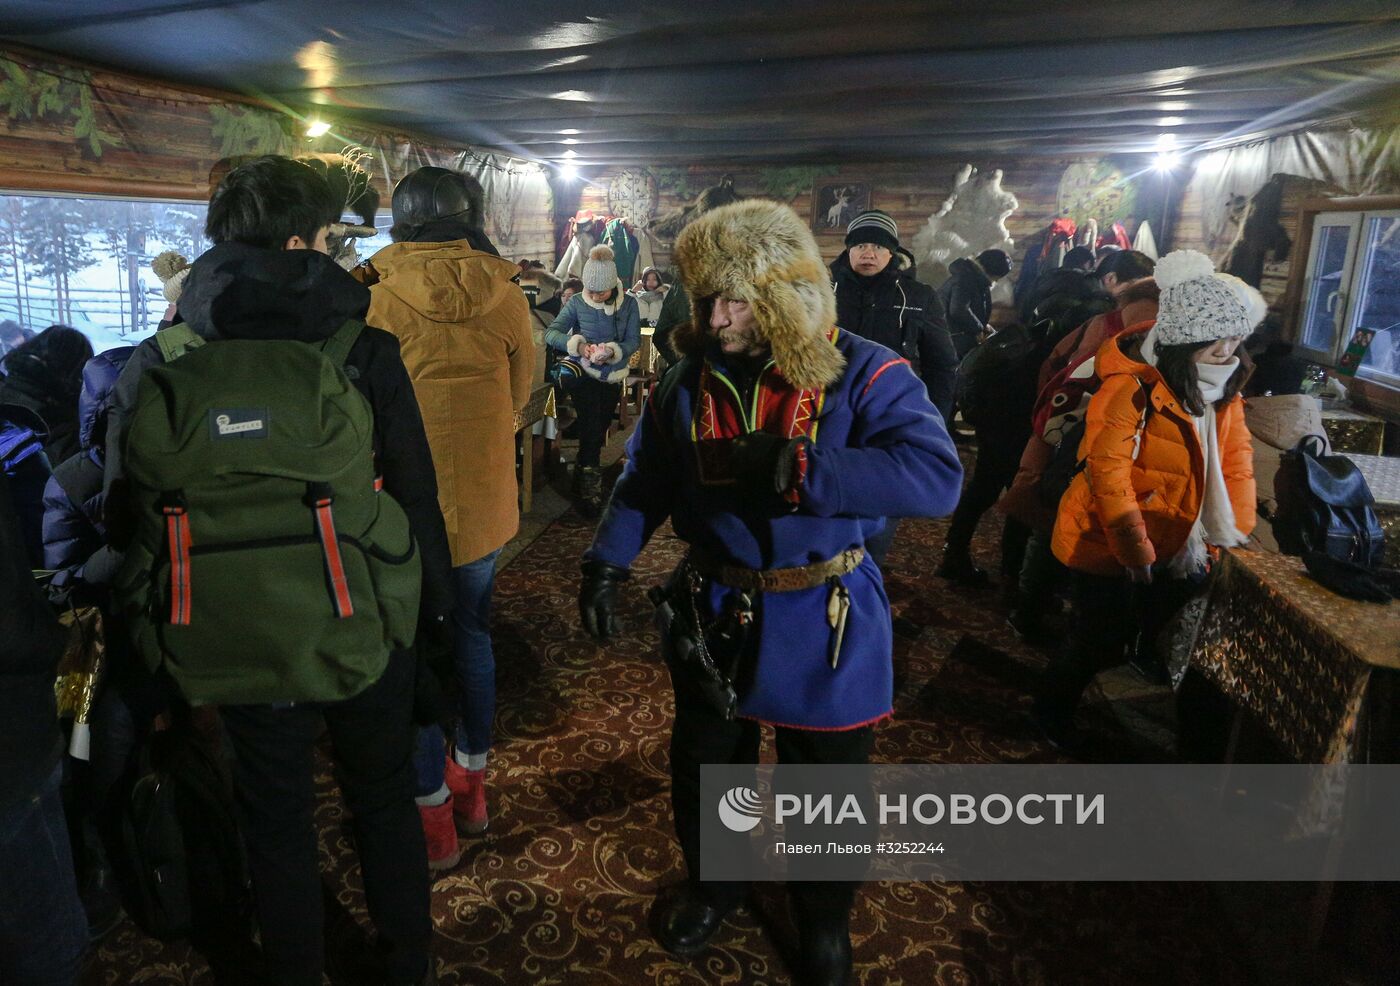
[
  {"xmin": 581, "ymin": 244, "xmax": 618, "ymax": 293},
  {"xmin": 1152, "ymin": 249, "xmax": 1264, "ymax": 346}
]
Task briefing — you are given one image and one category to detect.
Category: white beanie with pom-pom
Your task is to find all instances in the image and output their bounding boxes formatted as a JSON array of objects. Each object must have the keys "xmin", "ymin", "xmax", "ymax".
[
  {"xmin": 1151, "ymin": 249, "xmax": 1264, "ymax": 346},
  {"xmin": 581, "ymin": 244, "xmax": 618, "ymax": 293}
]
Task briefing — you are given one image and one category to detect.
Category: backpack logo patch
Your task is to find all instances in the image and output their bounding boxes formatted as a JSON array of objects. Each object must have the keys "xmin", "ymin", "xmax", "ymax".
[{"xmin": 209, "ymin": 409, "xmax": 269, "ymax": 440}]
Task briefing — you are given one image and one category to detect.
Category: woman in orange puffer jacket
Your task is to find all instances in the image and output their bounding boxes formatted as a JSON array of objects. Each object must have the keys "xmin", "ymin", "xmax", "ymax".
[{"xmin": 1034, "ymin": 250, "xmax": 1264, "ymax": 748}]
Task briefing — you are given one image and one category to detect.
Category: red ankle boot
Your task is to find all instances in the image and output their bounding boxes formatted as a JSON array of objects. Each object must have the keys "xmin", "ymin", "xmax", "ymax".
[
  {"xmin": 417, "ymin": 800, "xmax": 462, "ymax": 871},
  {"xmin": 445, "ymin": 757, "xmax": 489, "ymax": 835}
]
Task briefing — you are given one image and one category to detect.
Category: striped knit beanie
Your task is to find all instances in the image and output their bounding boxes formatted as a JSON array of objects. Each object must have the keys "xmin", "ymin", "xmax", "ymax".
[{"xmin": 845, "ymin": 210, "xmax": 899, "ymax": 252}]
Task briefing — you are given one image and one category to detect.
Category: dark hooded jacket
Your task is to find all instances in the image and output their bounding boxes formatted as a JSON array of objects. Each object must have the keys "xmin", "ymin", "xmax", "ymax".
[
  {"xmin": 939, "ymin": 257, "xmax": 994, "ymax": 358},
  {"xmin": 102, "ymin": 242, "xmax": 453, "ymax": 619},
  {"xmin": 831, "ymin": 250, "xmax": 957, "ymax": 418},
  {"xmin": 650, "ymin": 277, "xmax": 690, "ymax": 367},
  {"xmin": 0, "ymin": 468, "xmax": 66, "ymax": 811},
  {"xmin": 41, "ymin": 347, "xmax": 135, "ymax": 580},
  {"xmin": 0, "ymin": 346, "xmax": 83, "ymax": 466}
]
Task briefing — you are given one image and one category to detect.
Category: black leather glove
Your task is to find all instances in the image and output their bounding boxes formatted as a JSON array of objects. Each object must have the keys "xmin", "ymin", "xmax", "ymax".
[
  {"xmin": 728, "ymin": 432, "xmax": 799, "ymax": 495},
  {"xmin": 579, "ymin": 559, "xmax": 630, "ymax": 641}
]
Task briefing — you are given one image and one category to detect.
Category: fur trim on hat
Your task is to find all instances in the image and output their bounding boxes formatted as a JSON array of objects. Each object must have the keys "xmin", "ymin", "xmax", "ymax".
[
  {"xmin": 519, "ymin": 268, "xmax": 562, "ymax": 296},
  {"xmin": 671, "ymin": 199, "xmax": 844, "ymax": 390}
]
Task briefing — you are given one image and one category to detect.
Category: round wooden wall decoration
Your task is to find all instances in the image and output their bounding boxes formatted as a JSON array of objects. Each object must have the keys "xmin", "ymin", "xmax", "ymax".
[{"xmin": 607, "ymin": 169, "xmax": 659, "ymax": 226}]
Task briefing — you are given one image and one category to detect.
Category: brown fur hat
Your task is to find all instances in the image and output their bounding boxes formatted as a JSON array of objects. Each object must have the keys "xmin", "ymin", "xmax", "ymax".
[
  {"xmin": 672, "ymin": 199, "xmax": 844, "ymax": 390},
  {"xmin": 518, "ymin": 267, "xmax": 562, "ymax": 296}
]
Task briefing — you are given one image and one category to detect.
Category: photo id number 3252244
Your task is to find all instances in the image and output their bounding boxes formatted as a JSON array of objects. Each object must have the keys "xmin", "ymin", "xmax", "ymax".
[{"xmin": 877, "ymin": 843, "xmax": 946, "ymax": 854}]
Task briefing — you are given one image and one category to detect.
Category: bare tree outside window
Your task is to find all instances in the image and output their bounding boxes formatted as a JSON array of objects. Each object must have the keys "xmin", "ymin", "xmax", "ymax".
[{"xmin": 0, "ymin": 193, "xmax": 209, "ymax": 353}]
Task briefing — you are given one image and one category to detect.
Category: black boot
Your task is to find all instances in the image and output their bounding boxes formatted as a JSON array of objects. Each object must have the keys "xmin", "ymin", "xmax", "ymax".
[
  {"xmin": 650, "ymin": 883, "xmax": 742, "ymax": 958},
  {"xmin": 574, "ymin": 465, "xmax": 603, "ymax": 518},
  {"xmin": 935, "ymin": 547, "xmax": 991, "ymax": 588},
  {"xmin": 791, "ymin": 891, "xmax": 853, "ymax": 986}
]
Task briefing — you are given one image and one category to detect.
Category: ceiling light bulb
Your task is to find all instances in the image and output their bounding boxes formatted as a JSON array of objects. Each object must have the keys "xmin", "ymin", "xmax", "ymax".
[
  {"xmin": 561, "ymin": 138, "xmax": 579, "ymax": 145},
  {"xmin": 559, "ymin": 164, "xmax": 580, "ymax": 181},
  {"xmin": 559, "ymin": 128, "xmax": 581, "ymax": 135},
  {"xmin": 1154, "ymin": 151, "xmax": 1181, "ymax": 172},
  {"xmin": 305, "ymin": 119, "xmax": 332, "ymax": 138},
  {"xmin": 563, "ymin": 149, "xmax": 578, "ymax": 159}
]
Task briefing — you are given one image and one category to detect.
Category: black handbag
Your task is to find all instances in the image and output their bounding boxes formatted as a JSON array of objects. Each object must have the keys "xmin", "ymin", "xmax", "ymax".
[{"xmin": 1275, "ymin": 434, "xmax": 1385, "ymax": 567}]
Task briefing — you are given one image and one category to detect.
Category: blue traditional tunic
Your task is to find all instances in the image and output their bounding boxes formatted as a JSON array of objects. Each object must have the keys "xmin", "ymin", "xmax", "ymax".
[{"xmin": 586, "ymin": 328, "xmax": 963, "ymax": 730}]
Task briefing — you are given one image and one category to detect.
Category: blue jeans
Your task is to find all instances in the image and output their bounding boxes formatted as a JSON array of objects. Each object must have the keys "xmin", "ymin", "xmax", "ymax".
[
  {"xmin": 414, "ymin": 549, "xmax": 499, "ymax": 796},
  {"xmin": 0, "ymin": 762, "xmax": 86, "ymax": 986}
]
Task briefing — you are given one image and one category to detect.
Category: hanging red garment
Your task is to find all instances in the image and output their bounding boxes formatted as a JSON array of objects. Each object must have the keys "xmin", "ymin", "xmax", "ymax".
[
  {"xmin": 1041, "ymin": 217, "xmax": 1078, "ymax": 259},
  {"xmin": 1098, "ymin": 221, "xmax": 1132, "ymax": 251}
]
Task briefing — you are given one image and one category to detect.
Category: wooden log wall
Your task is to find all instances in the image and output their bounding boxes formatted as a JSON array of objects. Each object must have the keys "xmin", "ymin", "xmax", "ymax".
[
  {"xmin": 0, "ymin": 46, "xmax": 556, "ymax": 260},
  {"xmin": 577, "ymin": 158, "xmax": 1166, "ymax": 282}
]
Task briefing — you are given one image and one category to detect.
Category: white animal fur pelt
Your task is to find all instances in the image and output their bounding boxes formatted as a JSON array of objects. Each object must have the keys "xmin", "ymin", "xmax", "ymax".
[{"xmin": 911, "ymin": 165, "xmax": 1019, "ymax": 289}]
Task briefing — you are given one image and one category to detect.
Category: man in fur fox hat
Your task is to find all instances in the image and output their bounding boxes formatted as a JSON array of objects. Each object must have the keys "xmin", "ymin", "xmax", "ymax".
[{"xmin": 577, "ymin": 200, "xmax": 962, "ymax": 984}]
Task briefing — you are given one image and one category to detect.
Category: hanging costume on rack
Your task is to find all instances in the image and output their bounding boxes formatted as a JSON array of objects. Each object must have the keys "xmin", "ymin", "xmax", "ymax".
[
  {"xmin": 1133, "ymin": 221, "xmax": 1159, "ymax": 260},
  {"xmin": 1014, "ymin": 217, "xmax": 1078, "ymax": 308}
]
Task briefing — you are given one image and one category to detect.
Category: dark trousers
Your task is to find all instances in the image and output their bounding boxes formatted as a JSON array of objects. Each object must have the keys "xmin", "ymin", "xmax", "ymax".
[
  {"xmin": 945, "ymin": 423, "xmax": 1027, "ymax": 569},
  {"xmin": 1037, "ymin": 572, "xmax": 1196, "ymax": 724},
  {"xmin": 562, "ymin": 375, "xmax": 621, "ymax": 468},
  {"xmin": 0, "ymin": 763, "xmax": 86, "ymax": 986},
  {"xmin": 669, "ymin": 680, "xmax": 875, "ymax": 916},
  {"xmin": 1015, "ymin": 529, "xmax": 1064, "ymax": 607},
  {"xmin": 220, "ymin": 651, "xmax": 430, "ymax": 986}
]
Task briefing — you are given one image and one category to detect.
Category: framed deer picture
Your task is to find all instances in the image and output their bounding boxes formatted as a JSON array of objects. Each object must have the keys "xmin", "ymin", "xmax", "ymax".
[{"xmin": 811, "ymin": 181, "xmax": 871, "ymax": 234}]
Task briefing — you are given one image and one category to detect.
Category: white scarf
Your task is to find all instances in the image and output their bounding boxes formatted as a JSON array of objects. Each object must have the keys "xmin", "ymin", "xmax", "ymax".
[
  {"xmin": 1142, "ymin": 333, "xmax": 1248, "ymax": 576},
  {"xmin": 581, "ymin": 283, "xmax": 621, "ymax": 315}
]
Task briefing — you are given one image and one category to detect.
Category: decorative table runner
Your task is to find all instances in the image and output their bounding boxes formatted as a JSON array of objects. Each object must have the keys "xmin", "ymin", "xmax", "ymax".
[{"xmin": 1188, "ymin": 549, "xmax": 1400, "ymax": 762}]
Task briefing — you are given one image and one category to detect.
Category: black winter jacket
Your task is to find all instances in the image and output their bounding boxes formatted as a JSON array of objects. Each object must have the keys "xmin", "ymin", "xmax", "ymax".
[
  {"xmin": 651, "ymin": 277, "xmax": 690, "ymax": 367},
  {"xmin": 831, "ymin": 252, "xmax": 957, "ymax": 418},
  {"xmin": 939, "ymin": 257, "xmax": 994, "ymax": 359},
  {"xmin": 102, "ymin": 243, "xmax": 455, "ymax": 621},
  {"xmin": 0, "ymin": 469, "xmax": 66, "ymax": 811}
]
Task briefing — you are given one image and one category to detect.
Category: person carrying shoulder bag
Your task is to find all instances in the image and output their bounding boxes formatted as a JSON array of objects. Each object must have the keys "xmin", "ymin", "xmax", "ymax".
[{"xmin": 1036, "ymin": 250, "xmax": 1264, "ymax": 751}]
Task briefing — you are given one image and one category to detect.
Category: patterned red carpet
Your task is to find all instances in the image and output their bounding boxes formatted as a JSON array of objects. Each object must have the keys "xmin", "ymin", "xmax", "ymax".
[{"xmin": 84, "ymin": 506, "xmax": 1250, "ymax": 986}]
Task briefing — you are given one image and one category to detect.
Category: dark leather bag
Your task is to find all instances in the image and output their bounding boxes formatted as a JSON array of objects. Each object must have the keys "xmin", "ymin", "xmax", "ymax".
[{"xmin": 1275, "ymin": 435, "xmax": 1385, "ymax": 567}]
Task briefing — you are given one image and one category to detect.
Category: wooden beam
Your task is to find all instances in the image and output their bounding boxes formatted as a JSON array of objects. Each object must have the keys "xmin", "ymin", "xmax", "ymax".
[{"xmin": 0, "ymin": 168, "xmax": 205, "ymax": 201}]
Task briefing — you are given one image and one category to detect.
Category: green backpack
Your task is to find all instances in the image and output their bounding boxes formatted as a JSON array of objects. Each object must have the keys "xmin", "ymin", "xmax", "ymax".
[{"xmin": 115, "ymin": 321, "xmax": 421, "ymax": 705}]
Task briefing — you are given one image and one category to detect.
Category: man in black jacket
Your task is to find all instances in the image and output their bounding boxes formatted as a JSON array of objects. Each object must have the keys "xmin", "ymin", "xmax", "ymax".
[
  {"xmin": 940, "ymin": 248, "xmax": 1012, "ymax": 358},
  {"xmin": 103, "ymin": 157, "xmax": 450, "ymax": 986},
  {"xmin": 832, "ymin": 211, "xmax": 957, "ymax": 420},
  {"xmin": 831, "ymin": 211, "xmax": 957, "ymax": 569},
  {"xmin": 0, "ymin": 470, "xmax": 86, "ymax": 985}
]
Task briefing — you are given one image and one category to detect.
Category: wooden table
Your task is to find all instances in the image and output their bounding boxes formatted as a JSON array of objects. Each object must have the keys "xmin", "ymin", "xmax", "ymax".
[
  {"xmin": 1187, "ymin": 548, "xmax": 1400, "ymax": 763},
  {"xmin": 619, "ymin": 327, "xmax": 658, "ymax": 428},
  {"xmin": 1185, "ymin": 548, "xmax": 1400, "ymax": 950},
  {"xmin": 516, "ymin": 383, "xmax": 555, "ymax": 515}
]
